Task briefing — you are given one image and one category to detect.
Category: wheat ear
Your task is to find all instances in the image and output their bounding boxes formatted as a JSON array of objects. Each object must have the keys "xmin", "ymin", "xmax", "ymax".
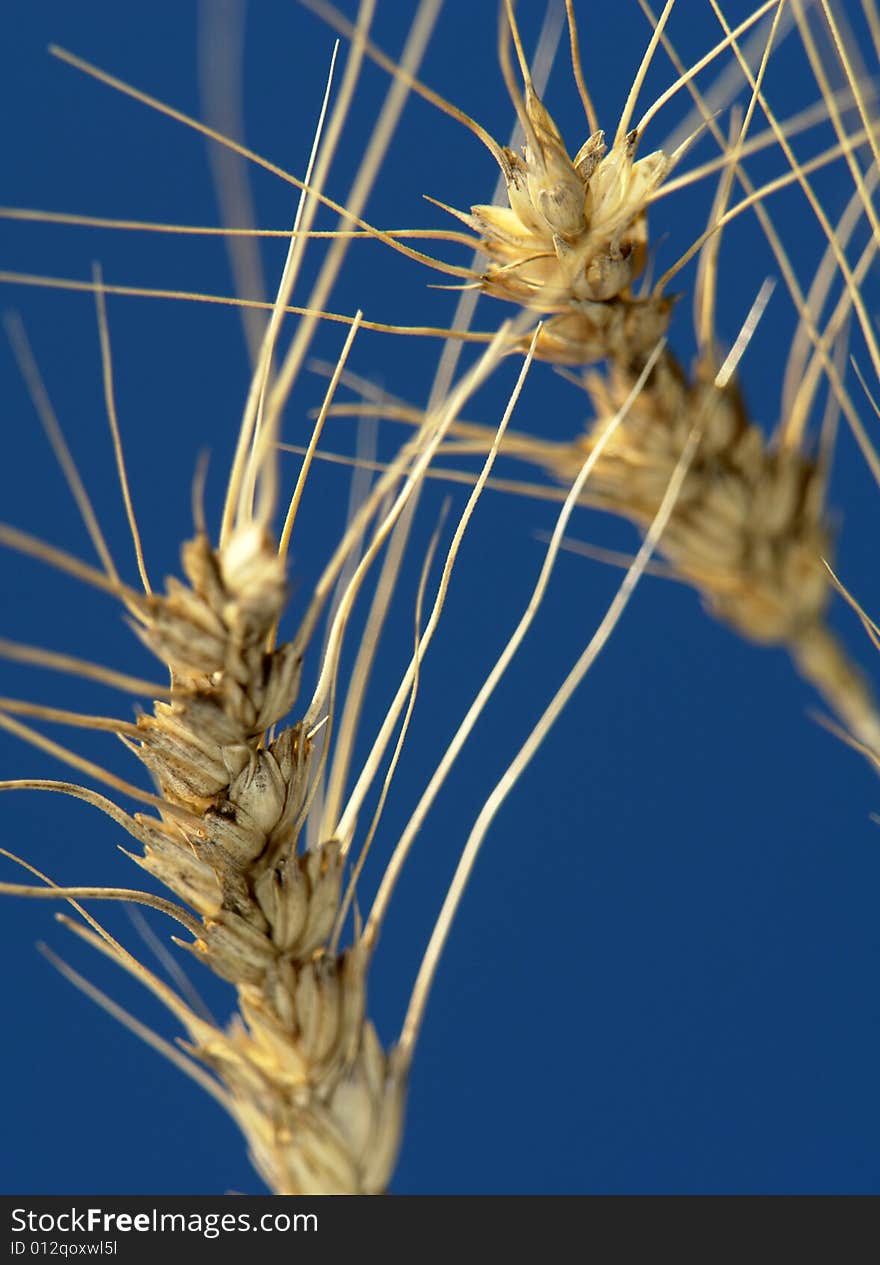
[{"xmin": 413, "ymin": 0, "xmax": 880, "ymax": 762}]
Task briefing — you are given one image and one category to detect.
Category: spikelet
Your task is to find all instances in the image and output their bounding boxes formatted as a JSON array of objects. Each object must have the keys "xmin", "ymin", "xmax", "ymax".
[
  {"xmin": 466, "ymin": 116, "xmax": 674, "ymax": 363},
  {"xmin": 442, "ymin": 79, "xmax": 676, "ymax": 365}
]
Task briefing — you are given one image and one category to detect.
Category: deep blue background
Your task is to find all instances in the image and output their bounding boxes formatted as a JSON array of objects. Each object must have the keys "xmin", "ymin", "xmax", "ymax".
[{"xmin": 1, "ymin": 1, "xmax": 878, "ymax": 1194}]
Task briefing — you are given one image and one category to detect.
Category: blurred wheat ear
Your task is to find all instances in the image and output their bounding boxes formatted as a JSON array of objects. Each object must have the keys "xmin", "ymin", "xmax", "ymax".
[{"xmin": 387, "ymin": 0, "xmax": 880, "ymax": 765}]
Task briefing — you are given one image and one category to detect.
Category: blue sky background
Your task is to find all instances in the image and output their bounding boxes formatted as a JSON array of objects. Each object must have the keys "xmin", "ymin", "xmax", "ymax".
[{"xmin": 1, "ymin": 0, "xmax": 879, "ymax": 1195}]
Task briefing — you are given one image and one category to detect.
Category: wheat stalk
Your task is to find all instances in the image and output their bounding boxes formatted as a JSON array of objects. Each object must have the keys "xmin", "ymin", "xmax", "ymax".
[{"xmin": 1, "ymin": 0, "xmax": 878, "ymax": 1195}]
